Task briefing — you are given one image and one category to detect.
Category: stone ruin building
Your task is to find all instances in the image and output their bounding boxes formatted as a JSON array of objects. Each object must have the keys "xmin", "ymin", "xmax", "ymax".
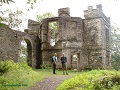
[{"xmin": 0, "ymin": 4, "xmax": 111, "ymax": 70}]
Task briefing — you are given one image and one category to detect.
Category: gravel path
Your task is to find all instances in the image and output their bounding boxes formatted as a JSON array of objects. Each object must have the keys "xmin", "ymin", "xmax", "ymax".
[{"xmin": 27, "ymin": 75, "xmax": 71, "ymax": 90}]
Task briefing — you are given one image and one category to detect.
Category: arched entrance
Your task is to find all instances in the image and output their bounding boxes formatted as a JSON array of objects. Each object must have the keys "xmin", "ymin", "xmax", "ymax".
[
  {"xmin": 25, "ymin": 39, "xmax": 32, "ymax": 66},
  {"xmin": 71, "ymin": 54, "xmax": 78, "ymax": 69},
  {"xmin": 20, "ymin": 39, "xmax": 32, "ymax": 67}
]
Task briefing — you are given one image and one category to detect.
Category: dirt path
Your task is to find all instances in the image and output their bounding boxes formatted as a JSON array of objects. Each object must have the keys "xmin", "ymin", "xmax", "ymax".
[{"xmin": 27, "ymin": 75, "xmax": 71, "ymax": 90}]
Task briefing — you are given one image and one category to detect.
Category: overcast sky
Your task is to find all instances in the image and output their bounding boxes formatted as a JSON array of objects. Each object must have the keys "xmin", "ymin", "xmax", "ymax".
[{"xmin": 2, "ymin": 0, "xmax": 120, "ymax": 30}]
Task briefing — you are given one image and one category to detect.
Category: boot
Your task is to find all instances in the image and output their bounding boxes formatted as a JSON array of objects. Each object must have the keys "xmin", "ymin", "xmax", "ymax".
[{"xmin": 66, "ymin": 72, "xmax": 68, "ymax": 75}]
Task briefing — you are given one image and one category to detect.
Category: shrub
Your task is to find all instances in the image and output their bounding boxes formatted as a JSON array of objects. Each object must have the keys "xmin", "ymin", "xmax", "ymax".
[
  {"xmin": 0, "ymin": 60, "xmax": 32, "ymax": 76},
  {"xmin": 0, "ymin": 60, "xmax": 13, "ymax": 75},
  {"xmin": 84, "ymin": 65, "xmax": 93, "ymax": 71},
  {"xmin": 40, "ymin": 64, "xmax": 52, "ymax": 69},
  {"xmin": 56, "ymin": 70, "xmax": 120, "ymax": 90},
  {"xmin": 0, "ymin": 77, "xmax": 7, "ymax": 84}
]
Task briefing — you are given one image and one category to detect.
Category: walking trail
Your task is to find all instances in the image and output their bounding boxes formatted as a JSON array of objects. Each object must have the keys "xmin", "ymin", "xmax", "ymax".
[{"xmin": 28, "ymin": 74, "xmax": 71, "ymax": 90}]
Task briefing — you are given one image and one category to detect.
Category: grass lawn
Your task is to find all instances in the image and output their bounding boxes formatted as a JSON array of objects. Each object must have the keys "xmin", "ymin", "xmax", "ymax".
[
  {"xmin": 0, "ymin": 60, "xmax": 78, "ymax": 90},
  {"xmin": 0, "ymin": 69, "xmax": 78, "ymax": 90},
  {"xmin": 0, "ymin": 60, "xmax": 120, "ymax": 90}
]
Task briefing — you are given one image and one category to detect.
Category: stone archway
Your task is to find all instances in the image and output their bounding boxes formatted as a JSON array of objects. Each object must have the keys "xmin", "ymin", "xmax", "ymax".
[
  {"xmin": 24, "ymin": 39, "xmax": 32, "ymax": 67},
  {"xmin": 71, "ymin": 53, "xmax": 78, "ymax": 69}
]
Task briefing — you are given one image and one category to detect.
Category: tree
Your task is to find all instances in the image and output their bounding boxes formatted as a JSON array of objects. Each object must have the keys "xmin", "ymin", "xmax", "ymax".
[
  {"xmin": 0, "ymin": 0, "xmax": 14, "ymax": 4},
  {"xmin": 27, "ymin": 0, "xmax": 37, "ymax": 10},
  {"xmin": 0, "ymin": 0, "xmax": 37, "ymax": 27},
  {"xmin": 36, "ymin": 12, "xmax": 55, "ymax": 22},
  {"xmin": 3, "ymin": 8, "xmax": 26, "ymax": 30},
  {"xmin": 0, "ymin": 0, "xmax": 14, "ymax": 23},
  {"xmin": 0, "ymin": 0, "xmax": 36, "ymax": 9},
  {"xmin": 111, "ymin": 24, "xmax": 120, "ymax": 70}
]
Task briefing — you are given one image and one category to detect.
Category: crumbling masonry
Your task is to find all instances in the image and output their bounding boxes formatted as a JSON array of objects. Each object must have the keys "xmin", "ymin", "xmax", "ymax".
[{"xmin": 0, "ymin": 4, "xmax": 111, "ymax": 70}]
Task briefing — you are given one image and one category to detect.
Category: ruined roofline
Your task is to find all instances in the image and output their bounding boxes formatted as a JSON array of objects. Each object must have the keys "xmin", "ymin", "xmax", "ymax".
[
  {"xmin": 41, "ymin": 17, "xmax": 61, "ymax": 21},
  {"xmin": 40, "ymin": 16, "xmax": 82, "ymax": 23},
  {"xmin": 28, "ymin": 19, "xmax": 40, "ymax": 25},
  {"xmin": 84, "ymin": 4, "xmax": 110, "ymax": 23}
]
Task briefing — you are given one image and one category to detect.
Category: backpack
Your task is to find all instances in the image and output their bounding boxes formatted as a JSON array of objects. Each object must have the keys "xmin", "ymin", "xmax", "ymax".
[
  {"xmin": 52, "ymin": 57, "xmax": 54, "ymax": 62},
  {"xmin": 52, "ymin": 56, "xmax": 57, "ymax": 63}
]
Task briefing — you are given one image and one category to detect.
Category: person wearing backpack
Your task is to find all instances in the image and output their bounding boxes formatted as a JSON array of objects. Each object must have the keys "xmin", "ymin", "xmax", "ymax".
[
  {"xmin": 61, "ymin": 53, "xmax": 68, "ymax": 75},
  {"xmin": 52, "ymin": 53, "xmax": 57, "ymax": 74}
]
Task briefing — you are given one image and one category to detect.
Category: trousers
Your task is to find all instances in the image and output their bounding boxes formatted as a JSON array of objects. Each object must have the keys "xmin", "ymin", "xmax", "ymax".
[{"xmin": 53, "ymin": 63, "xmax": 56, "ymax": 74}]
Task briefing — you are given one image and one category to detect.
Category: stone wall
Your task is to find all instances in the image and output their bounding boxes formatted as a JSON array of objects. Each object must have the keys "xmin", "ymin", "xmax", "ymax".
[
  {"xmin": 0, "ymin": 27, "xmax": 21, "ymax": 62},
  {"xmin": 0, "ymin": 26, "xmax": 40, "ymax": 68}
]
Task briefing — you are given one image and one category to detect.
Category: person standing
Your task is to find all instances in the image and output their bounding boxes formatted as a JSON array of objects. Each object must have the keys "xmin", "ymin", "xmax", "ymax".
[
  {"xmin": 52, "ymin": 53, "xmax": 57, "ymax": 74},
  {"xmin": 61, "ymin": 53, "xmax": 68, "ymax": 75}
]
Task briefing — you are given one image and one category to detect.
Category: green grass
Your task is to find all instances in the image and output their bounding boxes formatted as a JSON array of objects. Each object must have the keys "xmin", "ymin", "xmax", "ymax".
[
  {"xmin": 56, "ymin": 70, "xmax": 120, "ymax": 90},
  {"xmin": 1, "ymin": 60, "xmax": 120, "ymax": 90},
  {"xmin": 0, "ymin": 60, "xmax": 78, "ymax": 90},
  {"xmin": 0, "ymin": 60, "xmax": 53, "ymax": 90}
]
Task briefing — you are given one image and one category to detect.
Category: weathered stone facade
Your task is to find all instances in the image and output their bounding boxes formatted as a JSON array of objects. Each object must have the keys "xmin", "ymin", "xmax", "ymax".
[
  {"xmin": 0, "ymin": 4, "xmax": 111, "ymax": 70},
  {"xmin": 0, "ymin": 23, "xmax": 41, "ymax": 68}
]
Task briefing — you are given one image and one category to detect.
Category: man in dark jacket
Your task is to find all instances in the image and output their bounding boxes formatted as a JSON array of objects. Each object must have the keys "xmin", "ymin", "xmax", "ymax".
[{"xmin": 61, "ymin": 53, "xmax": 68, "ymax": 75}]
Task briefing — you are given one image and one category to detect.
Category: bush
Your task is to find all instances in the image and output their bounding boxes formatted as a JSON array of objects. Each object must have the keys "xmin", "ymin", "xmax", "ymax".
[
  {"xmin": 0, "ymin": 77, "xmax": 7, "ymax": 84},
  {"xmin": 0, "ymin": 60, "xmax": 32, "ymax": 76},
  {"xmin": 40, "ymin": 64, "xmax": 52, "ymax": 69},
  {"xmin": 93, "ymin": 74, "xmax": 120, "ymax": 90},
  {"xmin": 15, "ymin": 61, "xmax": 32, "ymax": 71},
  {"xmin": 0, "ymin": 60, "xmax": 13, "ymax": 75},
  {"xmin": 84, "ymin": 65, "xmax": 93, "ymax": 71},
  {"xmin": 56, "ymin": 70, "xmax": 120, "ymax": 90}
]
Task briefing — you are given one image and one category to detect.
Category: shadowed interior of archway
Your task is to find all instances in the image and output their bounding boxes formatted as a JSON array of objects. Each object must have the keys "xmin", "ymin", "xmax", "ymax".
[{"xmin": 24, "ymin": 39, "xmax": 32, "ymax": 67}]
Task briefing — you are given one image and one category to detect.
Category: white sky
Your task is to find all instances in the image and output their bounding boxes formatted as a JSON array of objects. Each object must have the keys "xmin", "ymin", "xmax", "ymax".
[{"xmin": 2, "ymin": 0, "xmax": 120, "ymax": 30}]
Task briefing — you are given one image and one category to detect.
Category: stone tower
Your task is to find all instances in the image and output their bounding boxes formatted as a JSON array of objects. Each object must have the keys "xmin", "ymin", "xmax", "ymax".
[{"xmin": 83, "ymin": 4, "xmax": 111, "ymax": 69}]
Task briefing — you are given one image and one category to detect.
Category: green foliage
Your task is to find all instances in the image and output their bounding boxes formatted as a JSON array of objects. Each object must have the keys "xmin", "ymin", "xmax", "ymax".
[
  {"xmin": 4, "ymin": 8, "xmax": 26, "ymax": 30},
  {"xmin": 0, "ymin": 23, "xmax": 7, "ymax": 27},
  {"xmin": 0, "ymin": 0, "xmax": 14, "ymax": 4},
  {"xmin": 56, "ymin": 70, "xmax": 120, "ymax": 90},
  {"xmin": 49, "ymin": 22, "xmax": 58, "ymax": 39},
  {"xmin": 0, "ymin": 60, "xmax": 44, "ymax": 90},
  {"xmin": 112, "ymin": 53, "xmax": 120, "ymax": 70},
  {"xmin": 99, "ymin": 75, "xmax": 120, "ymax": 89},
  {"xmin": 0, "ymin": 60, "xmax": 32, "ymax": 76},
  {"xmin": 0, "ymin": 60, "xmax": 14, "ymax": 75},
  {"xmin": 20, "ymin": 43, "xmax": 27, "ymax": 56},
  {"xmin": 36, "ymin": 12, "xmax": 55, "ymax": 22},
  {"xmin": 111, "ymin": 24, "xmax": 120, "ymax": 70},
  {"xmin": 27, "ymin": 0, "xmax": 37, "ymax": 10},
  {"xmin": 84, "ymin": 65, "xmax": 93, "ymax": 71},
  {"xmin": 40, "ymin": 64, "xmax": 52, "ymax": 69}
]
